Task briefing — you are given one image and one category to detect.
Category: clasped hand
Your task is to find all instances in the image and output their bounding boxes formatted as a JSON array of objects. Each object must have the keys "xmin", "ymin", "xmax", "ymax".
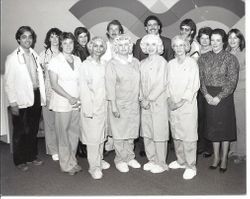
[
  {"xmin": 205, "ymin": 94, "xmax": 220, "ymax": 106},
  {"xmin": 168, "ymin": 98, "xmax": 186, "ymax": 111},
  {"xmin": 111, "ymin": 102, "xmax": 120, "ymax": 118},
  {"xmin": 140, "ymin": 100, "xmax": 150, "ymax": 110},
  {"xmin": 68, "ymin": 97, "xmax": 81, "ymax": 109}
]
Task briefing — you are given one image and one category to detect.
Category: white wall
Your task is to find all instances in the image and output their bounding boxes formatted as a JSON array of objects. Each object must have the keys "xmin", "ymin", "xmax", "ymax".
[{"xmin": 1, "ymin": 0, "xmax": 83, "ymax": 73}]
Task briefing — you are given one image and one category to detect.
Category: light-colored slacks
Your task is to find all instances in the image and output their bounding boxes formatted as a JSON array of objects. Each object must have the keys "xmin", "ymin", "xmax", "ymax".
[
  {"xmin": 113, "ymin": 139, "xmax": 135, "ymax": 164},
  {"xmin": 144, "ymin": 137, "xmax": 168, "ymax": 169},
  {"xmin": 42, "ymin": 106, "xmax": 58, "ymax": 155},
  {"xmin": 55, "ymin": 111, "xmax": 80, "ymax": 172},
  {"xmin": 173, "ymin": 139, "xmax": 197, "ymax": 170},
  {"xmin": 87, "ymin": 143, "xmax": 104, "ymax": 172}
]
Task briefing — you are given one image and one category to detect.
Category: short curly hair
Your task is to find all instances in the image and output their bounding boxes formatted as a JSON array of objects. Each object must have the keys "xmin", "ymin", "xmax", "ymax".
[
  {"xmin": 196, "ymin": 27, "xmax": 212, "ymax": 45},
  {"xmin": 58, "ymin": 32, "xmax": 77, "ymax": 52},
  {"xmin": 171, "ymin": 35, "xmax": 191, "ymax": 53},
  {"xmin": 140, "ymin": 34, "xmax": 163, "ymax": 55},
  {"xmin": 112, "ymin": 34, "xmax": 133, "ymax": 54},
  {"xmin": 87, "ymin": 36, "xmax": 107, "ymax": 56}
]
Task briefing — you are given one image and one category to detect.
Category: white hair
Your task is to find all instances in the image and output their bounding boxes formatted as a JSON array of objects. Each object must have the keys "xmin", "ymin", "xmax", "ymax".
[{"xmin": 140, "ymin": 34, "xmax": 164, "ymax": 55}]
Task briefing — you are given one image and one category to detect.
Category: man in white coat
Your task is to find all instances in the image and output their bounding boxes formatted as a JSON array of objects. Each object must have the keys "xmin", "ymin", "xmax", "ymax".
[{"xmin": 4, "ymin": 26, "xmax": 46, "ymax": 171}]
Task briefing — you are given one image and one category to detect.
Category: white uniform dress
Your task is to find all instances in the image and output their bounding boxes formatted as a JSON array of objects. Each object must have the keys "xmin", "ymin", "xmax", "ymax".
[
  {"xmin": 48, "ymin": 53, "xmax": 81, "ymax": 172},
  {"xmin": 140, "ymin": 55, "xmax": 169, "ymax": 141},
  {"xmin": 106, "ymin": 57, "xmax": 140, "ymax": 164},
  {"xmin": 79, "ymin": 56, "xmax": 107, "ymax": 172},
  {"xmin": 140, "ymin": 55, "xmax": 169, "ymax": 168},
  {"xmin": 167, "ymin": 56, "xmax": 200, "ymax": 170}
]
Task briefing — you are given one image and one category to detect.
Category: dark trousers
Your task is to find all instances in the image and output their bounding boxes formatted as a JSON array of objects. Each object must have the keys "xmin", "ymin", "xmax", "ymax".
[
  {"xmin": 11, "ymin": 90, "xmax": 42, "ymax": 166},
  {"xmin": 197, "ymin": 90, "xmax": 213, "ymax": 154}
]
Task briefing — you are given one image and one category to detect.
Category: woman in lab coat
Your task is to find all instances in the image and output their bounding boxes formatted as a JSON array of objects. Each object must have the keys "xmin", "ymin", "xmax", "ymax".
[
  {"xmin": 79, "ymin": 36, "xmax": 110, "ymax": 180},
  {"xmin": 167, "ymin": 35, "xmax": 200, "ymax": 180},
  {"xmin": 105, "ymin": 35, "xmax": 141, "ymax": 173},
  {"xmin": 140, "ymin": 34, "xmax": 169, "ymax": 174}
]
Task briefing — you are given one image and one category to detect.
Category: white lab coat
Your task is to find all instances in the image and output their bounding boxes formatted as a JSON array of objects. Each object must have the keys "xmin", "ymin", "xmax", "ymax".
[
  {"xmin": 140, "ymin": 55, "xmax": 169, "ymax": 141},
  {"xmin": 79, "ymin": 56, "xmax": 107, "ymax": 145},
  {"xmin": 105, "ymin": 57, "xmax": 140, "ymax": 139},
  {"xmin": 167, "ymin": 56, "xmax": 200, "ymax": 141},
  {"xmin": 4, "ymin": 46, "xmax": 46, "ymax": 108}
]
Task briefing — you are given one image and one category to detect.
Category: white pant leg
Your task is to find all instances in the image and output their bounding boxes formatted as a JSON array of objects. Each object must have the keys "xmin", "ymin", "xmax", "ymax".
[
  {"xmin": 173, "ymin": 139, "xmax": 186, "ymax": 165},
  {"xmin": 124, "ymin": 139, "xmax": 135, "ymax": 162},
  {"xmin": 155, "ymin": 141, "xmax": 168, "ymax": 168},
  {"xmin": 42, "ymin": 106, "xmax": 57, "ymax": 155},
  {"xmin": 55, "ymin": 111, "xmax": 78, "ymax": 172},
  {"xmin": 68, "ymin": 111, "xmax": 81, "ymax": 157},
  {"xmin": 144, "ymin": 137, "xmax": 156, "ymax": 163},
  {"xmin": 183, "ymin": 141, "xmax": 197, "ymax": 170},
  {"xmin": 87, "ymin": 144, "xmax": 102, "ymax": 172}
]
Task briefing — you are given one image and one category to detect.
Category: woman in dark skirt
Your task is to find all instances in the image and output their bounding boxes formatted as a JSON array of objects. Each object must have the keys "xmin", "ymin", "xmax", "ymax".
[{"xmin": 198, "ymin": 28, "xmax": 239, "ymax": 172}]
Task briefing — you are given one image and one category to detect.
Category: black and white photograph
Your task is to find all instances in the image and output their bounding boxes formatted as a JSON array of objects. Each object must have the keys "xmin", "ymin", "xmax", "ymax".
[{"xmin": 0, "ymin": 0, "xmax": 247, "ymax": 198}]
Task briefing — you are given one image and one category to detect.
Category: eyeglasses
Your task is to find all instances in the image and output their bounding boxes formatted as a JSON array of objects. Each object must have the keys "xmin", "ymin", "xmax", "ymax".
[{"xmin": 180, "ymin": 27, "xmax": 191, "ymax": 32}]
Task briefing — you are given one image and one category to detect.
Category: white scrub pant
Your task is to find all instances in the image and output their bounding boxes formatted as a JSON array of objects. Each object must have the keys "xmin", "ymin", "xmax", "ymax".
[
  {"xmin": 113, "ymin": 139, "xmax": 135, "ymax": 164},
  {"xmin": 55, "ymin": 111, "xmax": 80, "ymax": 172},
  {"xmin": 144, "ymin": 137, "xmax": 168, "ymax": 169},
  {"xmin": 87, "ymin": 142, "xmax": 104, "ymax": 172},
  {"xmin": 173, "ymin": 139, "xmax": 197, "ymax": 170},
  {"xmin": 42, "ymin": 106, "xmax": 58, "ymax": 155}
]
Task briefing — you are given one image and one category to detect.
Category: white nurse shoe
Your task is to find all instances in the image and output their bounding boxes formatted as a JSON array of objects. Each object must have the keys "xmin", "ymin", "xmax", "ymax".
[
  {"xmin": 89, "ymin": 169, "xmax": 103, "ymax": 180},
  {"xmin": 52, "ymin": 154, "xmax": 59, "ymax": 161},
  {"xmin": 116, "ymin": 162, "xmax": 129, "ymax": 173},
  {"xmin": 169, "ymin": 160, "xmax": 186, "ymax": 169},
  {"xmin": 101, "ymin": 160, "xmax": 110, "ymax": 170},
  {"xmin": 127, "ymin": 159, "xmax": 141, "ymax": 168},
  {"xmin": 143, "ymin": 161, "xmax": 155, "ymax": 171},
  {"xmin": 183, "ymin": 169, "xmax": 197, "ymax": 180}
]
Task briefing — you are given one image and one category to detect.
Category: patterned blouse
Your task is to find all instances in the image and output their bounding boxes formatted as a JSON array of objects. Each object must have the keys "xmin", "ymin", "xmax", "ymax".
[{"xmin": 198, "ymin": 50, "xmax": 240, "ymax": 100}]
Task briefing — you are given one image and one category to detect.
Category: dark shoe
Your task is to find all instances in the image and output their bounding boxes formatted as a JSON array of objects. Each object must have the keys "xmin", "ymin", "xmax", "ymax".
[
  {"xmin": 139, "ymin": 151, "xmax": 146, "ymax": 157},
  {"xmin": 209, "ymin": 160, "xmax": 221, "ymax": 170},
  {"xmin": 203, "ymin": 152, "xmax": 212, "ymax": 158},
  {"xmin": 219, "ymin": 167, "xmax": 227, "ymax": 173},
  {"xmin": 17, "ymin": 163, "xmax": 29, "ymax": 172},
  {"xmin": 27, "ymin": 159, "xmax": 43, "ymax": 166}
]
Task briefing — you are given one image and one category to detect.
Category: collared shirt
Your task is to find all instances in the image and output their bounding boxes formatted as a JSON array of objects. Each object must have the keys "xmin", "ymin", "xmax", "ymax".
[
  {"xmin": 198, "ymin": 50, "xmax": 240, "ymax": 99},
  {"xmin": 23, "ymin": 51, "xmax": 39, "ymax": 89}
]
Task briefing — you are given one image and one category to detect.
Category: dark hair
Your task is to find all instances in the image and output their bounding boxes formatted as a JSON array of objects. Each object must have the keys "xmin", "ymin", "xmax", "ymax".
[
  {"xmin": 210, "ymin": 28, "xmax": 228, "ymax": 50},
  {"xmin": 74, "ymin": 27, "xmax": 91, "ymax": 43},
  {"xmin": 44, "ymin": 28, "xmax": 62, "ymax": 50},
  {"xmin": 59, "ymin": 32, "xmax": 76, "ymax": 52},
  {"xmin": 227, "ymin": 28, "xmax": 245, "ymax": 51},
  {"xmin": 15, "ymin": 26, "xmax": 37, "ymax": 48},
  {"xmin": 144, "ymin": 15, "xmax": 162, "ymax": 34},
  {"xmin": 106, "ymin": 20, "xmax": 124, "ymax": 38},
  {"xmin": 196, "ymin": 27, "xmax": 213, "ymax": 44},
  {"xmin": 180, "ymin": 18, "xmax": 197, "ymax": 40}
]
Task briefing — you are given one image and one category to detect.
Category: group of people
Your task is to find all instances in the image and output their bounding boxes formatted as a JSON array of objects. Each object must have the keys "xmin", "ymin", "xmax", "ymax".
[{"xmin": 4, "ymin": 15, "xmax": 245, "ymax": 181}]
